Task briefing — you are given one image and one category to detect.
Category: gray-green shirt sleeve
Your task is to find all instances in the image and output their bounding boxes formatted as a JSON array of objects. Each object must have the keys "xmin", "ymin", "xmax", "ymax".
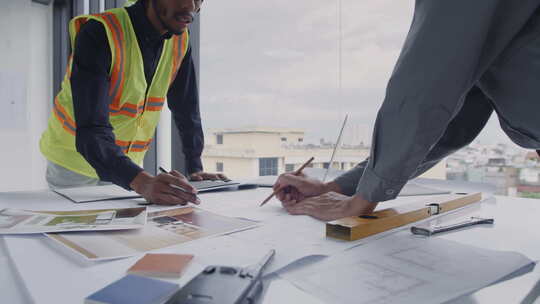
[
  {"xmin": 333, "ymin": 159, "xmax": 368, "ymax": 196},
  {"xmin": 337, "ymin": 0, "xmax": 540, "ymax": 202}
]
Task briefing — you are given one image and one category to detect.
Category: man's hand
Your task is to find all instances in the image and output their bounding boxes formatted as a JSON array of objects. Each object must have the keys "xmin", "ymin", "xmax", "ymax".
[
  {"xmin": 189, "ymin": 171, "xmax": 229, "ymax": 181},
  {"xmin": 273, "ymin": 173, "xmax": 342, "ymax": 207},
  {"xmin": 130, "ymin": 170, "xmax": 200, "ymax": 205},
  {"xmin": 283, "ymin": 192, "xmax": 378, "ymax": 221}
]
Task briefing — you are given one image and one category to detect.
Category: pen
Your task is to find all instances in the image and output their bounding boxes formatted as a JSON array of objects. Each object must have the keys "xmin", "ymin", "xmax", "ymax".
[
  {"xmin": 259, "ymin": 157, "xmax": 314, "ymax": 207},
  {"xmin": 158, "ymin": 166, "xmax": 201, "ymax": 204}
]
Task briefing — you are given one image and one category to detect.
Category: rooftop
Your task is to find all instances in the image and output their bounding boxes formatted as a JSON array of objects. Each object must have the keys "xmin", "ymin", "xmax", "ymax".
[{"xmin": 208, "ymin": 127, "xmax": 305, "ymax": 135}]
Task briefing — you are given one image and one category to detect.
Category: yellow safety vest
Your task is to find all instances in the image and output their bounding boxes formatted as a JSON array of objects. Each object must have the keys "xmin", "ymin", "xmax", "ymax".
[{"xmin": 40, "ymin": 8, "xmax": 189, "ymax": 178}]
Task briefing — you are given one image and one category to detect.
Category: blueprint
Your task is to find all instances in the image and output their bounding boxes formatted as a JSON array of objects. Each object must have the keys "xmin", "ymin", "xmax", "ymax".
[{"xmin": 279, "ymin": 231, "xmax": 534, "ymax": 304}]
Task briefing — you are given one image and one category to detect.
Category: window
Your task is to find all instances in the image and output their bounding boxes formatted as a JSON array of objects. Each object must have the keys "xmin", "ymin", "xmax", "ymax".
[
  {"xmin": 199, "ymin": 1, "xmax": 401, "ymax": 181},
  {"xmin": 216, "ymin": 162, "xmax": 223, "ymax": 172},
  {"xmin": 200, "ymin": 1, "xmax": 514, "ymax": 194},
  {"xmin": 200, "ymin": 1, "xmax": 416, "ymax": 147},
  {"xmin": 216, "ymin": 134, "xmax": 223, "ymax": 145},
  {"xmin": 323, "ymin": 162, "xmax": 330, "ymax": 169},
  {"xmin": 285, "ymin": 164, "xmax": 295, "ymax": 172},
  {"xmin": 259, "ymin": 158, "xmax": 278, "ymax": 176}
]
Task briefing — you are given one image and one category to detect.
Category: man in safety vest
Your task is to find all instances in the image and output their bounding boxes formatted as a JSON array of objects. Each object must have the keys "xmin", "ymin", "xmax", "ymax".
[{"xmin": 40, "ymin": 0, "xmax": 225, "ymax": 205}]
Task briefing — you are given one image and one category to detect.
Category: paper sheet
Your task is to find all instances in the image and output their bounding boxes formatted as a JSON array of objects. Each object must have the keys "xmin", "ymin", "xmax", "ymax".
[
  {"xmin": 261, "ymin": 279, "xmax": 326, "ymax": 304},
  {"xmin": 54, "ymin": 185, "xmax": 142, "ymax": 203},
  {"xmin": 47, "ymin": 207, "xmax": 258, "ymax": 260},
  {"xmin": 229, "ymin": 215, "xmax": 370, "ymax": 274},
  {"xmin": 446, "ymin": 264, "xmax": 540, "ymax": 304},
  {"xmin": 196, "ymin": 188, "xmax": 287, "ymax": 222},
  {"xmin": 0, "ymin": 207, "xmax": 146, "ymax": 234},
  {"xmin": 280, "ymin": 231, "xmax": 535, "ymax": 304}
]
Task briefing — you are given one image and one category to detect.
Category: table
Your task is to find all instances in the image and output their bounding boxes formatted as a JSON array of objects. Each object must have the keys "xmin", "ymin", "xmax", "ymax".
[{"xmin": 1, "ymin": 186, "xmax": 539, "ymax": 304}]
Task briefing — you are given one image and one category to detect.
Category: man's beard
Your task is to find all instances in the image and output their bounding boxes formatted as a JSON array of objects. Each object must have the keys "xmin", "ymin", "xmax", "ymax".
[{"xmin": 152, "ymin": 0, "xmax": 191, "ymax": 35}]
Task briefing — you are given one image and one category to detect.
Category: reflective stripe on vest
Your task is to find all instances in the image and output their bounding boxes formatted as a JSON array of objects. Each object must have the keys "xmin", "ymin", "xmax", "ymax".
[
  {"xmin": 53, "ymin": 97, "xmax": 76, "ymax": 136},
  {"xmin": 101, "ymin": 12, "xmax": 126, "ymax": 111},
  {"xmin": 115, "ymin": 139, "xmax": 153, "ymax": 153},
  {"xmin": 146, "ymin": 97, "xmax": 165, "ymax": 111},
  {"xmin": 109, "ymin": 102, "xmax": 144, "ymax": 118}
]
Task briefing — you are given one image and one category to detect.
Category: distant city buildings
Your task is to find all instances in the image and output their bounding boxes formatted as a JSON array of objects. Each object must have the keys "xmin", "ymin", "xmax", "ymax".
[
  {"xmin": 446, "ymin": 142, "xmax": 540, "ymax": 198},
  {"xmin": 203, "ymin": 128, "xmax": 540, "ymax": 199},
  {"xmin": 202, "ymin": 127, "xmax": 446, "ymax": 181}
]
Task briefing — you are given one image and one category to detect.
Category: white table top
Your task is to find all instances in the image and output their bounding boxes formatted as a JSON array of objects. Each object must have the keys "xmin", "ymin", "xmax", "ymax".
[{"xmin": 1, "ymin": 187, "xmax": 539, "ymax": 304}]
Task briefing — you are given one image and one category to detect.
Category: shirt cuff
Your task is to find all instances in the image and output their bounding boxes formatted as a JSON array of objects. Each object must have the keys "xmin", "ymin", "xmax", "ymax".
[
  {"xmin": 116, "ymin": 161, "xmax": 144, "ymax": 190},
  {"xmin": 355, "ymin": 167, "xmax": 407, "ymax": 203},
  {"xmin": 333, "ymin": 161, "xmax": 368, "ymax": 196}
]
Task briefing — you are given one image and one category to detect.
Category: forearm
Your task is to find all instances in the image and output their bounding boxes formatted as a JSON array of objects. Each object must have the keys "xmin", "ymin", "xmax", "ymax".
[
  {"xmin": 323, "ymin": 181, "xmax": 344, "ymax": 194},
  {"xmin": 75, "ymin": 127, "xmax": 143, "ymax": 189}
]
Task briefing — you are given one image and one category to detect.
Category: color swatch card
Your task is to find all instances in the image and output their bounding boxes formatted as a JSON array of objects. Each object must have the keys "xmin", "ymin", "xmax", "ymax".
[
  {"xmin": 85, "ymin": 275, "xmax": 178, "ymax": 304},
  {"xmin": 127, "ymin": 253, "xmax": 194, "ymax": 278}
]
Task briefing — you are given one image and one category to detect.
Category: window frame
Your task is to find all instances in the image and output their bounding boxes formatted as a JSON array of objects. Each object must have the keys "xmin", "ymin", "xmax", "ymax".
[{"xmin": 259, "ymin": 157, "xmax": 278, "ymax": 176}]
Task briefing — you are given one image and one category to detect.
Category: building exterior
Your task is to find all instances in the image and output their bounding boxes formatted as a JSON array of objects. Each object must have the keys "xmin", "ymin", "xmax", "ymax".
[
  {"xmin": 202, "ymin": 127, "xmax": 447, "ymax": 180},
  {"xmin": 445, "ymin": 142, "xmax": 540, "ymax": 197}
]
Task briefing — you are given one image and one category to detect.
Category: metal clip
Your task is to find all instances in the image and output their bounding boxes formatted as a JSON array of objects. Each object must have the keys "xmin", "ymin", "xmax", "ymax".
[{"xmin": 427, "ymin": 203, "xmax": 440, "ymax": 215}]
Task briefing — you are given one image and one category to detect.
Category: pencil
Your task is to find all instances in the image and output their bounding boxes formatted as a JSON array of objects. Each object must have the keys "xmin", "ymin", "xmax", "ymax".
[{"xmin": 259, "ymin": 157, "xmax": 314, "ymax": 207}]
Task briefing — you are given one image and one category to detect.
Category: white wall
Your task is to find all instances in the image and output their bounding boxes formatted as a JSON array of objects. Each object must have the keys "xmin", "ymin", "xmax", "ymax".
[
  {"xmin": 202, "ymin": 156, "xmax": 258, "ymax": 179},
  {"xmin": 0, "ymin": 1, "xmax": 52, "ymax": 191}
]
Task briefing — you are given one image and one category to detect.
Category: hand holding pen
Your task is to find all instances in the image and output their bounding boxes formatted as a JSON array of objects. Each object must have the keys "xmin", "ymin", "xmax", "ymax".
[
  {"xmin": 259, "ymin": 157, "xmax": 314, "ymax": 207},
  {"xmin": 158, "ymin": 167, "xmax": 201, "ymax": 205},
  {"xmin": 129, "ymin": 167, "xmax": 201, "ymax": 206}
]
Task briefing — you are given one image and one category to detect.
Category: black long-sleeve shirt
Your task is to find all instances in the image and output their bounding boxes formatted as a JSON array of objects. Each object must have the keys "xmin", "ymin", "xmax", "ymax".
[{"xmin": 70, "ymin": 0, "xmax": 203, "ymax": 189}]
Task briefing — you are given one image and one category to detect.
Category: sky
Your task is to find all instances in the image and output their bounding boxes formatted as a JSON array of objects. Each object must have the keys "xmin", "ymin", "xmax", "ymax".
[{"xmin": 198, "ymin": 0, "xmax": 511, "ymax": 146}]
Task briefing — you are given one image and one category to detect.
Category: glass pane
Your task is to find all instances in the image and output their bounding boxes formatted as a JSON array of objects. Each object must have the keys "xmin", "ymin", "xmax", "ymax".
[
  {"xmin": 200, "ymin": 0, "xmax": 410, "ymax": 180},
  {"xmin": 199, "ymin": 0, "xmax": 535, "ymax": 198}
]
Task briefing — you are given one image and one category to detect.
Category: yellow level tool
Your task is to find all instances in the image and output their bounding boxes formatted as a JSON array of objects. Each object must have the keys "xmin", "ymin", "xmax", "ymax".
[{"xmin": 326, "ymin": 192, "xmax": 482, "ymax": 241}]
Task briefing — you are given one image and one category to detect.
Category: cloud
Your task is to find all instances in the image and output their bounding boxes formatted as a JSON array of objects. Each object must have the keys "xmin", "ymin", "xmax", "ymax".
[{"xmin": 199, "ymin": 0, "xmax": 502, "ymax": 145}]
